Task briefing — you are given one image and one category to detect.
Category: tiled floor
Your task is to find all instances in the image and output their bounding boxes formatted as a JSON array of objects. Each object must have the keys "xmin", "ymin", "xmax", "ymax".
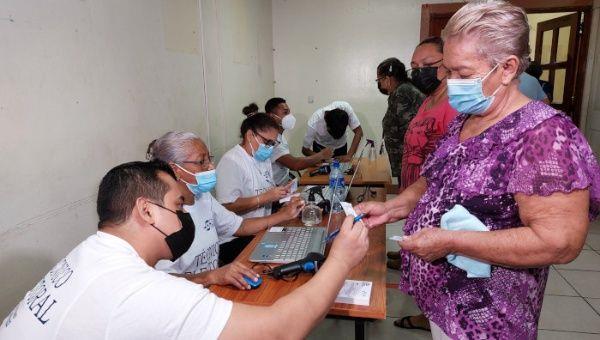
[{"xmin": 307, "ymin": 197, "xmax": 600, "ymax": 339}]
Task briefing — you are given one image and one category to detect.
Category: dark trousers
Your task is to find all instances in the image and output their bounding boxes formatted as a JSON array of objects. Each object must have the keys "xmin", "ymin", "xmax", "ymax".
[
  {"xmin": 218, "ymin": 236, "xmax": 254, "ymax": 265},
  {"xmin": 312, "ymin": 141, "xmax": 347, "ymax": 157}
]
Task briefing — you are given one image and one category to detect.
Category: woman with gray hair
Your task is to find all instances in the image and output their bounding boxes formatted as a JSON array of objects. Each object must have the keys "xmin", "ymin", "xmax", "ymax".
[
  {"xmin": 147, "ymin": 131, "xmax": 304, "ymax": 290},
  {"xmin": 356, "ymin": 1, "xmax": 600, "ymax": 338}
]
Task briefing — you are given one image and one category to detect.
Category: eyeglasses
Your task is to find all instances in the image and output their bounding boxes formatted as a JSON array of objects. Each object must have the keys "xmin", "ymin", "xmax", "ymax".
[
  {"xmin": 408, "ymin": 59, "xmax": 443, "ymax": 73},
  {"xmin": 254, "ymin": 132, "xmax": 279, "ymax": 147},
  {"xmin": 181, "ymin": 155, "xmax": 214, "ymax": 167},
  {"xmin": 374, "ymin": 76, "xmax": 386, "ymax": 83}
]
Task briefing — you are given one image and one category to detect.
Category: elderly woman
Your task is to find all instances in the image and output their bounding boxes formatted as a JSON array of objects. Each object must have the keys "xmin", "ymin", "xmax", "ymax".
[
  {"xmin": 147, "ymin": 131, "xmax": 303, "ymax": 289},
  {"xmin": 356, "ymin": 1, "xmax": 600, "ymax": 339}
]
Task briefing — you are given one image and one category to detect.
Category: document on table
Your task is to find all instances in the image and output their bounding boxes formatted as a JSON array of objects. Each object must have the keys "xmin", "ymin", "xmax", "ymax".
[{"xmin": 334, "ymin": 280, "xmax": 372, "ymax": 306}]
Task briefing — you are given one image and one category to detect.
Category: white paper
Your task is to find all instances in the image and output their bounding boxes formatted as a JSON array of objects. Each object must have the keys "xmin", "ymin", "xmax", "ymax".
[
  {"xmin": 334, "ymin": 280, "xmax": 372, "ymax": 306},
  {"xmin": 340, "ymin": 202, "xmax": 357, "ymax": 217},
  {"xmin": 279, "ymin": 179, "xmax": 300, "ymax": 203},
  {"xmin": 269, "ymin": 227, "xmax": 284, "ymax": 232},
  {"xmin": 389, "ymin": 235, "xmax": 404, "ymax": 242}
]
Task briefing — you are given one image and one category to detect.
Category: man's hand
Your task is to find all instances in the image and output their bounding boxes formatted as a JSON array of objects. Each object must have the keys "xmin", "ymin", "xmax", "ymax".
[
  {"xmin": 278, "ymin": 196, "xmax": 305, "ymax": 220},
  {"xmin": 327, "ymin": 216, "xmax": 369, "ymax": 271},
  {"xmin": 337, "ymin": 154, "xmax": 352, "ymax": 163},
  {"xmin": 399, "ymin": 228, "xmax": 452, "ymax": 262},
  {"xmin": 354, "ymin": 201, "xmax": 390, "ymax": 228},
  {"xmin": 209, "ymin": 261, "xmax": 260, "ymax": 290},
  {"xmin": 317, "ymin": 147, "xmax": 334, "ymax": 160},
  {"xmin": 265, "ymin": 185, "xmax": 291, "ymax": 203}
]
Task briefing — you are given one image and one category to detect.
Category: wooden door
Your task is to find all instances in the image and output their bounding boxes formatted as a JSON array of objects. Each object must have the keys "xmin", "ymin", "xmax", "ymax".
[{"xmin": 534, "ymin": 13, "xmax": 580, "ymax": 117}]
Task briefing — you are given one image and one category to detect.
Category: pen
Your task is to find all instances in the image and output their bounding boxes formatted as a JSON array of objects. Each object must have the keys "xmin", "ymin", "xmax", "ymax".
[{"xmin": 323, "ymin": 213, "xmax": 366, "ymax": 244}]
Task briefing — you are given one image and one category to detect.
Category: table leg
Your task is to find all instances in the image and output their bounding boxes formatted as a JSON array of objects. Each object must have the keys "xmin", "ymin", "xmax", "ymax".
[{"xmin": 355, "ymin": 319, "xmax": 367, "ymax": 340}]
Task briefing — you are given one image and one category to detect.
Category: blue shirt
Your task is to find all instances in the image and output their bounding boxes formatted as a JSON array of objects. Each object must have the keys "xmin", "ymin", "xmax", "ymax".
[{"xmin": 518, "ymin": 72, "xmax": 548, "ymax": 101}]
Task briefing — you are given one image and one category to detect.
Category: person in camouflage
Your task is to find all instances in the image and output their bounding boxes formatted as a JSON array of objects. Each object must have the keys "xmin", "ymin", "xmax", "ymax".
[{"xmin": 377, "ymin": 58, "xmax": 425, "ymax": 186}]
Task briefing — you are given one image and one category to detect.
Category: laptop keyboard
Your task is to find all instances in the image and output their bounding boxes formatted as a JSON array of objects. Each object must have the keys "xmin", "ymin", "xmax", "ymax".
[{"xmin": 271, "ymin": 227, "xmax": 316, "ymax": 262}]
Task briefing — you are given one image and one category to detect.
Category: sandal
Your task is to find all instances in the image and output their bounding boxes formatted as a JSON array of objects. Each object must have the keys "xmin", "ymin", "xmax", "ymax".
[{"xmin": 393, "ymin": 316, "xmax": 431, "ymax": 332}]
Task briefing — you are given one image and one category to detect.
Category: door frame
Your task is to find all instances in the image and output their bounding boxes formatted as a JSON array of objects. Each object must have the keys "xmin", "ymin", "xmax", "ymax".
[{"xmin": 420, "ymin": 0, "xmax": 593, "ymax": 127}]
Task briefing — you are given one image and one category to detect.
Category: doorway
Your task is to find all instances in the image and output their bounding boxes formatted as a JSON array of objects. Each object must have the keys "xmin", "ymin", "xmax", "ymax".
[{"xmin": 420, "ymin": 1, "xmax": 593, "ymax": 126}]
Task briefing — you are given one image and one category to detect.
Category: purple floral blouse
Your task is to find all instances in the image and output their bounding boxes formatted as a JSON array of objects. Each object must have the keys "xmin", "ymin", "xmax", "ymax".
[{"xmin": 400, "ymin": 101, "xmax": 600, "ymax": 339}]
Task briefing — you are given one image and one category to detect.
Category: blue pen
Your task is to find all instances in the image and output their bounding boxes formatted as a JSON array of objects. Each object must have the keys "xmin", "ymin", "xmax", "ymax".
[{"xmin": 323, "ymin": 214, "xmax": 366, "ymax": 243}]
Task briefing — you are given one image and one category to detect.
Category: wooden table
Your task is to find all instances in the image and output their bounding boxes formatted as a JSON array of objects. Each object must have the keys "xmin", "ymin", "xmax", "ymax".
[
  {"xmin": 211, "ymin": 187, "xmax": 387, "ymax": 340},
  {"xmin": 298, "ymin": 155, "xmax": 392, "ymax": 188}
]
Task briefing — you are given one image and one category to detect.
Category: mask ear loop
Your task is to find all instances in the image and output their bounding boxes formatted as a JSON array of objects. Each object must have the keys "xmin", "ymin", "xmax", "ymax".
[
  {"xmin": 174, "ymin": 163, "xmax": 194, "ymax": 185},
  {"xmin": 482, "ymin": 64, "xmax": 503, "ymax": 98}
]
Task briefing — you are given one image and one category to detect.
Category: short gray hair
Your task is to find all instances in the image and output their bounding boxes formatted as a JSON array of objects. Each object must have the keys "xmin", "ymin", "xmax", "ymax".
[
  {"xmin": 146, "ymin": 131, "xmax": 201, "ymax": 164},
  {"xmin": 442, "ymin": 0, "xmax": 530, "ymax": 74}
]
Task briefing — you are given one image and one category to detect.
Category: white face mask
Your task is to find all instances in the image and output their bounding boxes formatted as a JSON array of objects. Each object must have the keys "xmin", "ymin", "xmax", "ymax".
[{"xmin": 280, "ymin": 114, "xmax": 296, "ymax": 130}]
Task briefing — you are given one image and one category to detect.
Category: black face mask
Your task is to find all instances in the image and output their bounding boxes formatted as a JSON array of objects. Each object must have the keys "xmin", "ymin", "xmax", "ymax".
[
  {"xmin": 150, "ymin": 203, "xmax": 196, "ymax": 261},
  {"xmin": 411, "ymin": 67, "xmax": 441, "ymax": 95}
]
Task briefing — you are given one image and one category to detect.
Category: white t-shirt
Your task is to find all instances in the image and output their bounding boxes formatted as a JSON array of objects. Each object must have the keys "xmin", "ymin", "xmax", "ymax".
[
  {"xmin": 155, "ymin": 192, "xmax": 243, "ymax": 274},
  {"xmin": 216, "ymin": 144, "xmax": 275, "ymax": 221},
  {"xmin": 302, "ymin": 101, "xmax": 361, "ymax": 150},
  {"xmin": 271, "ymin": 133, "xmax": 291, "ymax": 186},
  {"xmin": 0, "ymin": 231, "xmax": 232, "ymax": 340}
]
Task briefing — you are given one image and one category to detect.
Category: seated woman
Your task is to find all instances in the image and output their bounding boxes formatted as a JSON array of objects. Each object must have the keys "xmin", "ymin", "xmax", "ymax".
[
  {"xmin": 301, "ymin": 101, "xmax": 363, "ymax": 162},
  {"xmin": 216, "ymin": 105, "xmax": 300, "ymax": 263},
  {"xmin": 357, "ymin": 1, "xmax": 600, "ymax": 339},
  {"xmin": 265, "ymin": 98, "xmax": 333, "ymax": 186},
  {"xmin": 147, "ymin": 131, "xmax": 303, "ymax": 288}
]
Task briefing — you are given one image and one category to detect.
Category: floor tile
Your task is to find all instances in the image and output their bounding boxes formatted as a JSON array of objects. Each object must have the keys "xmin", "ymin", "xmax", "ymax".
[
  {"xmin": 554, "ymin": 250, "xmax": 600, "ymax": 271},
  {"xmin": 369, "ymin": 317, "xmax": 432, "ymax": 340},
  {"xmin": 545, "ymin": 268, "xmax": 578, "ymax": 296},
  {"xmin": 539, "ymin": 295, "xmax": 600, "ymax": 333},
  {"xmin": 586, "ymin": 298, "xmax": 600, "ymax": 315},
  {"xmin": 386, "ymin": 287, "xmax": 421, "ymax": 318},
  {"xmin": 307, "ymin": 318, "xmax": 354, "ymax": 339},
  {"xmin": 559, "ymin": 270, "xmax": 600, "ymax": 298},
  {"xmin": 586, "ymin": 233, "xmax": 600, "ymax": 251},
  {"xmin": 386, "ymin": 224, "xmax": 403, "ymax": 236},
  {"xmin": 538, "ymin": 330, "xmax": 600, "ymax": 339},
  {"xmin": 589, "ymin": 220, "xmax": 600, "ymax": 235},
  {"xmin": 387, "ymin": 267, "xmax": 401, "ymax": 284}
]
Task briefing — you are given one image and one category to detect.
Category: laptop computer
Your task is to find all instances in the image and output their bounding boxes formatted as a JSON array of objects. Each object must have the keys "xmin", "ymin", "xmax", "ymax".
[{"xmin": 249, "ymin": 154, "xmax": 363, "ymax": 263}]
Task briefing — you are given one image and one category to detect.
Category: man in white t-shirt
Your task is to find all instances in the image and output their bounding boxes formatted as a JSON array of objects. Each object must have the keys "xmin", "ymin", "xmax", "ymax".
[
  {"xmin": 265, "ymin": 97, "xmax": 334, "ymax": 186},
  {"xmin": 302, "ymin": 101, "xmax": 363, "ymax": 163},
  {"xmin": 0, "ymin": 160, "xmax": 369, "ymax": 339}
]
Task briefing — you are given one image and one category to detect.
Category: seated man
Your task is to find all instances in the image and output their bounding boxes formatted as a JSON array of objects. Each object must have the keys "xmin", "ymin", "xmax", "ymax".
[
  {"xmin": 265, "ymin": 97, "xmax": 334, "ymax": 185},
  {"xmin": 302, "ymin": 101, "xmax": 363, "ymax": 162},
  {"xmin": 0, "ymin": 161, "xmax": 368, "ymax": 339}
]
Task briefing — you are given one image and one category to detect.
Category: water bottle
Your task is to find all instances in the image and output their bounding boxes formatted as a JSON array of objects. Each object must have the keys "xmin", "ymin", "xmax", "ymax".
[
  {"xmin": 367, "ymin": 139, "xmax": 376, "ymax": 161},
  {"xmin": 329, "ymin": 160, "xmax": 345, "ymax": 213}
]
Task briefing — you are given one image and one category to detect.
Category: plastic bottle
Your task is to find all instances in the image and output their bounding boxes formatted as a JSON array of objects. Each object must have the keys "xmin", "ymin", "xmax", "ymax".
[
  {"xmin": 329, "ymin": 160, "xmax": 345, "ymax": 213},
  {"xmin": 301, "ymin": 192, "xmax": 322, "ymax": 226}
]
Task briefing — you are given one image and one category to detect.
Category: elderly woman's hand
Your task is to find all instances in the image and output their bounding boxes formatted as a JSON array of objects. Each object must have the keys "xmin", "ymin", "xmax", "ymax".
[{"xmin": 399, "ymin": 228, "xmax": 453, "ymax": 262}]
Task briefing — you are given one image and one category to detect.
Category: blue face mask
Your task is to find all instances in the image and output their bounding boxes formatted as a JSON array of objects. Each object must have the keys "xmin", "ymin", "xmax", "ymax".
[
  {"xmin": 447, "ymin": 64, "xmax": 502, "ymax": 115},
  {"xmin": 251, "ymin": 134, "xmax": 274, "ymax": 162},
  {"xmin": 176, "ymin": 165, "xmax": 217, "ymax": 196}
]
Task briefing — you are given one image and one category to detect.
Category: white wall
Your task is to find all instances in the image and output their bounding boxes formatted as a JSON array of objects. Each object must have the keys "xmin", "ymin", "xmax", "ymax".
[
  {"xmin": 272, "ymin": 0, "xmax": 462, "ymax": 154},
  {"xmin": 201, "ymin": 0, "xmax": 274, "ymax": 158},
  {"xmin": 0, "ymin": 0, "xmax": 274, "ymax": 316},
  {"xmin": 584, "ymin": 1, "xmax": 600, "ymax": 156}
]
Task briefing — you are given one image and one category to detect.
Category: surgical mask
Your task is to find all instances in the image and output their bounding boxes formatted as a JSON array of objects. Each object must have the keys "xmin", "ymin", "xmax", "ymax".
[
  {"xmin": 411, "ymin": 67, "xmax": 441, "ymax": 95},
  {"xmin": 447, "ymin": 64, "xmax": 502, "ymax": 116},
  {"xmin": 149, "ymin": 203, "xmax": 195, "ymax": 261},
  {"xmin": 281, "ymin": 114, "xmax": 296, "ymax": 130},
  {"xmin": 251, "ymin": 134, "xmax": 274, "ymax": 162},
  {"xmin": 176, "ymin": 165, "xmax": 217, "ymax": 196}
]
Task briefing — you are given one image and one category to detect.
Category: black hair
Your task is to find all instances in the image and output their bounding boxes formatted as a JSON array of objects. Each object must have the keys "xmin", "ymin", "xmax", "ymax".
[
  {"xmin": 377, "ymin": 58, "xmax": 409, "ymax": 83},
  {"xmin": 242, "ymin": 103, "xmax": 259, "ymax": 116},
  {"xmin": 265, "ymin": 97, "xmax": 287, "ymax": 114},
  {"xmin": 97, "ymin": 160, "xmax": 176, "ymax": 228},
  {"xmin": 240, "ymin": 103, "xmax": 280, "ymax": 138},
  {"xmin": 324, "ymin": 108, "xmax": 349, "ymax": 139},
  {"xmin": 418, "ymin": 36, "xmax": 444, "ymax": 53},
  {"xmin": 526, "ymin": 60, "xmax": 543, "ymax": 79}
]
